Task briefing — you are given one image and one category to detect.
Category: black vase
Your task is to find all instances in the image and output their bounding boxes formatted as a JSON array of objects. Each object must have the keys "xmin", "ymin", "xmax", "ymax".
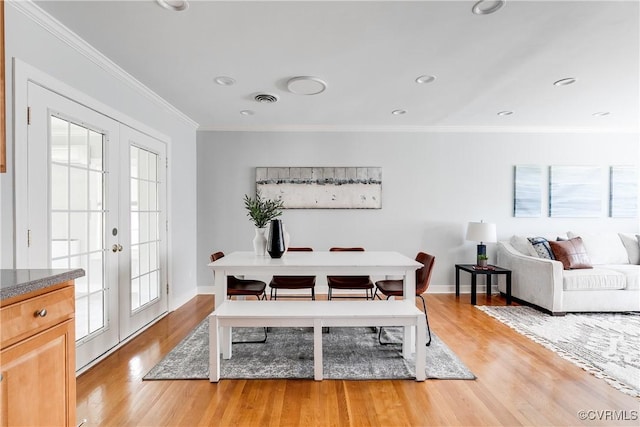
[{"xmin": 267, "ymin": 219, "xmax": 285, "ymax": 259}]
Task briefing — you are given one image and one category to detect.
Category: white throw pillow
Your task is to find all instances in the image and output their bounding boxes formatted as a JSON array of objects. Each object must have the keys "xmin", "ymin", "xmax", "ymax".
[
  {"xmin": 509, "ymin": 235, "xmax": 537, "ymax": 257},
  {"xmin": 619, "ymin": 233, "xmax": 640, "ymax": 264},
  {"xmin": 567, "ymin": 232, "xmax": 629, "ymax": 265}
]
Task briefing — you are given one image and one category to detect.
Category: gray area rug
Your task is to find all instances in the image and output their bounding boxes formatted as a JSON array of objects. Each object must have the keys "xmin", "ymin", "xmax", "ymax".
[
  {"xmin": 143, "ymin": 320, "xmax": 475, "ymax": 381},
  {"xmin": 478, "ymin": 305, "xmax": 640, "ymax": 397}
]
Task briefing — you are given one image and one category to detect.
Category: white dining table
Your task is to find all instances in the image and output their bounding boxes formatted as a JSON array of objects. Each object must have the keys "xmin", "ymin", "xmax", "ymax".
[
  {"xmin": 208, "ymin": 251, "xmax": 423, "ymax": 354},
  {"xmin": 208, "ymin": 250, "xmax": 422, "ymax": 308}
]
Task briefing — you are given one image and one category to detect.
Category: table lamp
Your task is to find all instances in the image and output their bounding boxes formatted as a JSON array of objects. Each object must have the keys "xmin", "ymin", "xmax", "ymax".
[{"xmin": 466, "ymin": 221, "xmax": 497, "ymax": 265}]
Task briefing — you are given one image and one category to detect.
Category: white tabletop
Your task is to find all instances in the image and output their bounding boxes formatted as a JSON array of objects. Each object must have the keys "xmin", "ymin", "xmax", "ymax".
[{"xmin": 208, "ymin": 251, "xmax": 421, "ymax": 269}]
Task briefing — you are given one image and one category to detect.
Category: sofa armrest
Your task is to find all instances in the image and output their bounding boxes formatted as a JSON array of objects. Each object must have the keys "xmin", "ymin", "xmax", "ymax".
[{"xmin": 497, "ymin": 241, "xmax": 565, "ymax": 313}]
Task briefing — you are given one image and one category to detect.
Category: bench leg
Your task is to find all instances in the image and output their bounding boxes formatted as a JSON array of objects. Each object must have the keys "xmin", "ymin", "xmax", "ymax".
[
  {"xmin": 222, "ymin": 326, "xmax": 232, "ymax": 359},
  {"xmin": 415, "ymin": 316, "xmax": 426, "ymax": 381},
  {"xmin": 314, "ymin": 319, "xmax": 323, "ymax": 381},
  {"xmin": 402, "ymin": 325, "xmax": 414, "ymax": 358},
  {"xmin": 209, "ymin": 315, "xmax": 220, "ymax": 382}
]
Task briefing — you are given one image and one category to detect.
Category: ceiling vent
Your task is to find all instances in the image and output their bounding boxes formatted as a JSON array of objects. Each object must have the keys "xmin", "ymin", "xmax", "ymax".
[{"xmin": 254, "ymin": 93, "xmax": 279, "ymax": 103}]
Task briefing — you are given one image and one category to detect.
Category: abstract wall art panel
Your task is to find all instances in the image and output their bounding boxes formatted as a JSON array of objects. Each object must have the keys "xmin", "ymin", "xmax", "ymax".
[
  {"xmin": 256, "ymin": 167, "xmax": 382, "ymax": 209},
  {"xmin": 549, "ymin": 166, "xmax": 603, "ymax": 217},
  {"xmin": 610, "ymin": 166, "xmax": 638, "ymax": 218},
  {"xmin": 514, "ymin": 165, "xmax": 543, "ymax": 217}
]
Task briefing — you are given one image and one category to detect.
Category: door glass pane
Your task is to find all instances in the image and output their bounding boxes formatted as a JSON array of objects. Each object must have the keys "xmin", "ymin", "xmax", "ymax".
[
  {"xmin": 50, "ymin": 116, "xmax": 107, "ymax": 342},
  {"xmin": 130, "ymin": 146, "xmax": 161, "ymax": 312}
]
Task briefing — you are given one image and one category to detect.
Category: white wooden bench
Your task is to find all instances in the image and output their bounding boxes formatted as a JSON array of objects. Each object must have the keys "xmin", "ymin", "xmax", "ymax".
[{"xmin": 209, "ymin": 300, "xmax": 426, "ymax": 382}]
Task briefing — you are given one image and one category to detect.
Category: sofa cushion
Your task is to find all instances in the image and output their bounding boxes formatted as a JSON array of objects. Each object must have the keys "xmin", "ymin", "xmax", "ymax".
[
  {"xmin": 619, "ymin": 233, "xmax": 640, "ymax": 264},
  {"xmin": 509, "ymin": 235, "xmax": 537, "ymax": 257},
  {"xmin": 527, "ymin": 237, "xmax": 555, "ymax": 259},
  {"xmin": 549, "ymin": 237, "xmax": 592, "ymax": 270},
  {"xmin": 567, "ymin": 232, "xmax": 629, "ymax": 265},
  {"xmin": 598, "ymin": 264, "xmax": 640, "ymax": 290},
  {"xmin": 563, "ymin": 268, "xmax": 627, "ymax": 291}
]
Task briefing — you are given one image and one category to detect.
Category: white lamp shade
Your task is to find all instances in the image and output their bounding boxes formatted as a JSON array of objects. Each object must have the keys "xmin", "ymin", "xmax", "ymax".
[{"xmin": 466, "ymin": 222, "xmax": 497, "ymax": 243}]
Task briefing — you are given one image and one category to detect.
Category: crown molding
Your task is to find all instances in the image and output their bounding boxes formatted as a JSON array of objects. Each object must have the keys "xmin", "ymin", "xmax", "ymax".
[
  {"xmin": 10, "ymin": 0, "xmax": 199, "ymax": 129},
  {"xmin": 196, "ymin": 124, "xmax": 640, "ymax": 134}
]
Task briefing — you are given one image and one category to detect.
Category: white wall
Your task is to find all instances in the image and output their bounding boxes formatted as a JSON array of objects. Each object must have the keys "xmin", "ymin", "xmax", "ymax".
[
  {"xmin": 196, "ymin": 131, "xmax": 639, "ymax": 293},
  {"xmin": 1, "ymin": 2, "xmax": 198, "ymax": 309}
]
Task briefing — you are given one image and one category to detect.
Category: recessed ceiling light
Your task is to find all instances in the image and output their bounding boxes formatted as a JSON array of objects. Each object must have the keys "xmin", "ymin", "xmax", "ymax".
[
  {"xmin": 214, "ymin": 76, "xmax": 236, "ymax": 86},
  {"xmin": 391, "ymin": 109, "xmax": 407, "ymax": 115},
  {"xmin": 497, "ymin": 111, "xmax": 513, "ymax": 116},
  {"xmin": 415, "ymin": 75, "xmax": 437, "ymax": 84},
  {"xmin": 286, "ymin": 76, "xmax": 327, "ymax": 95},
  {"xmin": 240, "ymin": 110, "xmax": 255, "ymax": 116},
  {"xmin": 553, "ymin": 77, "xmax": 577, "ymax": 86},
  {"xmin": 592, "ymin": 111, "xmax": 610, "ymax": 117},
  {"xmin": 156, "ymin": 0, "xmax": 189, "ymax": 12},
  {"xmin": 472, "ymin": 0, "xmax": 505, "ymax": 15}
]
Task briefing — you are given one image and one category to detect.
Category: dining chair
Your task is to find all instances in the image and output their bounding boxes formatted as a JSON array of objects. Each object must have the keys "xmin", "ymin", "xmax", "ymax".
[
  {"xmin": 374, "ymin": 252, "xmax": 435, "ymax": 346},
  {"xmin": 327, "ymin": 247, "xmax": 374, "ymax": 300},
  {"xmin": 269, "ymin": 247, "xmax": 316, "ymax": 300},
  {"xmin": 210, "ymin": 251, "xmax": 268, "ymax": 343}
]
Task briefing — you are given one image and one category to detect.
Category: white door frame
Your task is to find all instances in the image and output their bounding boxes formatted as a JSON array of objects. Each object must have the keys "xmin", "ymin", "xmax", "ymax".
[{"xmin": 13, "ymin": 59, "xmax": 173, "ymax": 370}]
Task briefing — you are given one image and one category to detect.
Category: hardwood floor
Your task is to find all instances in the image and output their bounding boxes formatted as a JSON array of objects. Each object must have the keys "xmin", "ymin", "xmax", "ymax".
[{"xmin": 76, "ymin": 294, "xmax": 639, "ymax": 426}]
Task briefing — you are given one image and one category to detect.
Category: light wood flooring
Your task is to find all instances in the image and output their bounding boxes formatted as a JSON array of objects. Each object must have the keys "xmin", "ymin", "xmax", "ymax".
[{"xmin": 76, "ymin": 294, "xmax": 639, "ymax": 426}]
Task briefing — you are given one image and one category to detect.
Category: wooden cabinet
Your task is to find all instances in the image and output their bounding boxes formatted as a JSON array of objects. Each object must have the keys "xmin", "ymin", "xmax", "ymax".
[{"xmin": 0, "ymin": 282, "xmax": 76, "ymax": 427}]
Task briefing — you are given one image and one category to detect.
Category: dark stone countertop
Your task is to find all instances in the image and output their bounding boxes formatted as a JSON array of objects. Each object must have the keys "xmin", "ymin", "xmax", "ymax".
[{"xmin": 0, "ymin": 269, "xmax": 85, "ymax": 302}]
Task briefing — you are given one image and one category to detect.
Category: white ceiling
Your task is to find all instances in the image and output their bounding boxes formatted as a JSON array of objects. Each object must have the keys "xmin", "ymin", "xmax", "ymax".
[{"xmin": 34, "ymin": 0, "xmax": 640, "ymax": 132}]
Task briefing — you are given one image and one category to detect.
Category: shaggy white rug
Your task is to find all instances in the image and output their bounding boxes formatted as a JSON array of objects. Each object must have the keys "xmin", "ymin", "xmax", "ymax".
[{"xmin": 478, "ymin": 305, "xmax": 640, "ymax": 397}]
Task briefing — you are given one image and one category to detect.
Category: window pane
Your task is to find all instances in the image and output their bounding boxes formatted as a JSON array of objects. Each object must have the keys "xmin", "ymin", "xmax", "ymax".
[
  {"xmin": 70, "ymin": 167, "xmax": 88, "ymax": 211},
  {"xmin": 89, "ymin": 291, "xmax": 104, "ymax": 334},
  {"xmin": 140, "ymin": 242, "xmax": 150, "ymax": 275},
  {"xmin": 131, "ymin": 277, "xmax": 140, "ymax": 311},
  {"xmin": 89, "ymin": 131, "xmax": 103, "ymax": 171},
  {"xmin": 149, "ymin": 270, "xmax": 159, "ymax": 300},
  {"xmin": 69, "ymin": 123, "xmax": 88, "ymax": 167},
  {"xmin": 88, "ymin": 212, "xmax": 102, "ymax": 252},
  {"xmin": 51, "ymin": 164, "xmax": 69, "ymax": 210},
  {"xmin": 130, "ymin": 212, "xmax": 139, "ymax": 245},
  {"xmin": 131, "ymin": 245, "xmax": 139, "ymax": 279},
  {"xmin": 148, "ymin": 152, "xmax": 157, "ymax": 181},
  {"xmin": 69, "ymin": 212, "xmax": 88, "ymax": 255},
  {"xmin": 139, "ymin": 212, "xmax": 149, "ymax": 243},
  {"xmin": 51, "ymin": 117, "xmax": 69, "ymax": 164},
  {"xmin": 89, "ymin": 170, "xmax": 103, "ymax": 210},
  {"xmin": 76, "ymin": 296, "xmax": 89, "ymax": 340},
  {"xmin": 130, "ymin": 146, "xmax": 139, "ymax": 178},
  {"xmin": 138, "ymin": 149, "xmax": 149, "ymax": 181},
  {"xmin": 140, "ymin": 274, "xmax": 150, "ymax": 306},
  {"xmin": 130, "ymin": 178, "xmax": 138, "ymax": 210},
  {"xmin": 139, "ymin": 180, "xmax": 149, "ymax": 211},
  {"xmin": 88, "ymin": 252, "xmax": 103, "ymax": 293}
]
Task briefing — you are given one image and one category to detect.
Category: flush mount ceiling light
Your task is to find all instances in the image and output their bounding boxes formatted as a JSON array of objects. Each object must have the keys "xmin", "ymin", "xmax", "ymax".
[
  {"xmin": 391, "ymin": 109, "xmax": 407, "ymax": 115},
  {"xmin": 592, "ymin": 111, "xmax": 610, "ymax": 117},
  {"xmin": 156, "ymin": 0, "xmax": 189, "ymax": 12},
  {"xmin": 497, "ymin": 111, "xmax": 513, "ymax": 116},
  {"xmin": 214, "ymin": 76, "xmax": 236, "ymax": 86},
  {"xmin": 554, "ymin": 77, "xmax": 577, "ymax": 86},
  {"xmin": 472, "ymin": 0, "xmax": 505, "ymax": 15},
  {"xmin": 240, "ymin": 110, "xmax": 255, "ymax": 116},
  {"xmin": 415, "ymin": 75, "xmax": 437, "ymax": 84},
  {"xmin": 254, "ymin": 93, "xmax": 279, "ymax": 103},
  {"xmin": 286, "ymin": 76, "xmax": 327, "ymax": 95}
]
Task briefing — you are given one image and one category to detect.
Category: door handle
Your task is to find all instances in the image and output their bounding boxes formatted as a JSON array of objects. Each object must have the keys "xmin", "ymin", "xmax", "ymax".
[{"xmin": 112, "ymin": 244, "xmax": 124, "ymax": 252}]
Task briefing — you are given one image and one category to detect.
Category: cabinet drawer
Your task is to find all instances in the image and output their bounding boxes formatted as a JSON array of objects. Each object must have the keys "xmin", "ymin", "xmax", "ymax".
[{"xmin": 1, "ymin": 286, "xmax": 74, "ymax": 348}]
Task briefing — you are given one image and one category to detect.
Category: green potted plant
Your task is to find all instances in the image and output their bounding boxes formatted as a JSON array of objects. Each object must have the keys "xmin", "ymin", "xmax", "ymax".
[
  {"xmin": 243, "ymin": 190, "xmax": 284, "ymax": 255},
  {"xmin": 477, "ymin": 254, "xmax": 489, "ymax": 268}
]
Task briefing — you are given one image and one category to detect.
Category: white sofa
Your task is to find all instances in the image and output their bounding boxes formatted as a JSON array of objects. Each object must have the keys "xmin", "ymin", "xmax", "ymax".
[{"xmin": 497, "ymin": 232, "xmax": 640, "ymax": 315}]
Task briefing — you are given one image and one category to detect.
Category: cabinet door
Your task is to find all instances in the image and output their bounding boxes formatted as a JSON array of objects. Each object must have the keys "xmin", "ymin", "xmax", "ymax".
[{"xmin": 0, "ymin": 320, "xmax": 75, "ymax": 427}]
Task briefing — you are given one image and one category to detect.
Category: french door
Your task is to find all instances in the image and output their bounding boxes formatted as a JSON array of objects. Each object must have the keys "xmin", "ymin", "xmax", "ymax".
[{"xmin": 24, "ymin": 83, "xmax": 167, "ymax": 370}]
